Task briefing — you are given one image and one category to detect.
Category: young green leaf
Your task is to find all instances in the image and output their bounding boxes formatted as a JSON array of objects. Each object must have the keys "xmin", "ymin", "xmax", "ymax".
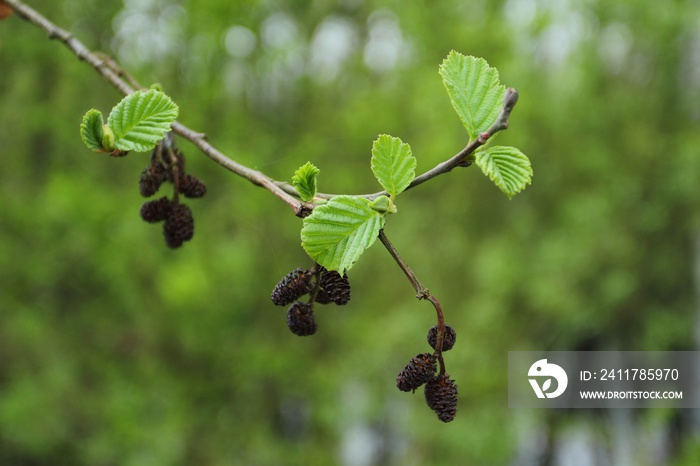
[
  {"xmin": 370, "ymin": 134, "xmax": 416, "ymax": 198},
  {"xmin": 370, "ymin": 195, "xmax": 397, "ymax": 214},
  {"xmin": 301, "ymin": 195, "xmax": 386, "ymax": 274},
  {"xmin": 107, "ymin": 89, "xmax": 179, "ymax": 152},
  {"xmin": 292, "ymin": 162, "xmax": 320, "ymax": 202},
  {"xmin": 439, "ymin": 51, "xmax": 505, "ymax": 140},
  {"xmin": 475, "ymin": 145, "xmax": 533, "ymax": 199},
  {"xmin": 80, "ymin": 109, "xmax": 105, "ymax": 151}
]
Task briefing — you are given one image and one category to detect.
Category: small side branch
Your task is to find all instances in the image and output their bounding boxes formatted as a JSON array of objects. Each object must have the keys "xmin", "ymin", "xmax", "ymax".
[
  {"xmin": 378, "ymin": 229, "xmax": 428, "ymax": 299},
  {"xmin": 378, "ymin": 230, "xmax": 446, "ymax": 373},
  {"xmin": 170, "ymin": 123, "xmax": 313, "ymax": 217},
  {"xmin": 362, "ymin": 88, "xmax": 519, "ymax": 199}
]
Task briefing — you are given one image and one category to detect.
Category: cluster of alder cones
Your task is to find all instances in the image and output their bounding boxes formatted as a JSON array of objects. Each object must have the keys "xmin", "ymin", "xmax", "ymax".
[
  {"xmin": 138, "ymin": 137, "xmax": 206, "ymax": 248},
  {"xmin": 270, "ymin": 266, "xmax": 351, "ymax": 336},
  {"xmin": 396, "ymin": 325, "xmax": 459, "ymax": 422},
  {"xmin": 271, "ymin": 265, "xmax": 457, "ymax": 421}
]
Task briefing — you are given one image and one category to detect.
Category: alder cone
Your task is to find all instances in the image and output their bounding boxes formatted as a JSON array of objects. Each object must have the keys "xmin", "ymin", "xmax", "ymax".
[
  {"xmin": 138, "ymin": 166, "xmax": 165, "ymax": 197},
  {"xmin": 424, "ymin": 374, "xmax": 458, "ymax": 423},
  {"xmin": 163, "ymin": 202, "xmax": 194, "ymax": 248},
  {"xmin": 396, "ymin": 353, "xmax": 436, "ymax": 392},
  {"xmin": 271, "ymin": 268, "xmax": 312, "ymax": 306},
  {"xmin": 427, "ymin": 324, "xmax": 457, "ymax": 352},
  {"xmin": 318, "ymin": 269, "xmax": 351, "ymax": 305},
  {"xmin": 286, "ymin": 302, "xmax": 317, "ymax": 336},
  {"xmin": 140, "ymin": 196, "xmax": 171, "ymax": 223},
  {"xmin": 179, "ymin": 173, "xmax": 207, "ymax": 198}
]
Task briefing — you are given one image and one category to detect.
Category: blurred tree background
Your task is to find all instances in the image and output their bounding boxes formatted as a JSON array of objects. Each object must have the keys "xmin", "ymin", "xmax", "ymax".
[{"xmin": 1, "ymin": 0, "xmax": 699, "ymax": 465}]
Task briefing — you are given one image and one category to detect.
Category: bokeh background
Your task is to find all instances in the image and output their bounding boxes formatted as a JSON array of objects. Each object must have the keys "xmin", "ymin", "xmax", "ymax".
[{"xmin": 1, "ymin": 0, "xmax": 700, "ymax": 465}]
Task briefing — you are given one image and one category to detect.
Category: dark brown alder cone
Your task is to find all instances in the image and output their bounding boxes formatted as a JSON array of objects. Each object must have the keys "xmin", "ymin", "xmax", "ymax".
[
  {"xmin": 140, "ymin": 196, "xmax": 171, "ymax": 223},
  {"xmin": 271, "ymin": 268, "xmax": 313, "ymax": 306},
  {"xmin": 424, "ymin": 374, "xmax": 458, "ymax": 423},
  {"xmin": 163, "ymin": 202, "xmax": 194, "ymax": 248},
  {"xmin": 139, "ymin": 166, "xmax": 165, "ymax": 197},
  {"xmin": 317, "ymin": 269, "xmax": 351, "ymax": 305},
  {"xmin": 396, "ymin": 353, "xmax": 436, "ymax": 392},
  {"xmin": 286, "ymin": 302, "xmax": 317, "ymax": 336},
  {"xmin": 179, "ymin": 173, "xmax": 207, "ymax": 198},
  {"xmin": 427, "ymin": 324, "xmax": 457, "ymax": 352}
]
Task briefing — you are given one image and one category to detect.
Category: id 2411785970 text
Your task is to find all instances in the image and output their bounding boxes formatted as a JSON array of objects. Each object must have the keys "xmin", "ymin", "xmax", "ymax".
[{"xmin": 581, "ymin": 369, "xmax": 679, "ymax": 382}]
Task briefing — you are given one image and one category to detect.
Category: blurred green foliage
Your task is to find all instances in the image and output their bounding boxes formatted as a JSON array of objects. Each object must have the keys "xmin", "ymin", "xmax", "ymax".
[{"xmin": 1, "ymin": 0, "xmax": 699, "ymax": 465}]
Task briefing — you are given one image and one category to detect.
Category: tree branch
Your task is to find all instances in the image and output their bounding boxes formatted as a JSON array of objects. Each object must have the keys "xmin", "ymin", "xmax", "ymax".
[
  {"xmin": 5, "ymin": 0, "xmax": 311, "ymax": 216},
  {"xmin": 5, "ymin": 0, "xmax": 517, "ymax": 213}
]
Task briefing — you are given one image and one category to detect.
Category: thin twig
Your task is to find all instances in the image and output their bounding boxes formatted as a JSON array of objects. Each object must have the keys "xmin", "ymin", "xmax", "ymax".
[
  {"xmin": 5, "ymin": 0, "xmax": 309, "ymax": 216},
  {"xmin": 360, "ymin": 88, "xmax": 519, "ymax": 200},
  {"xmin": 276, "ymin": 88, "xmax": 519, "ymax": 201},
  {"xmin": 402, "ymin": 87, "xmax": 519, "ymax": 192},
  {"xmin": 378, "ymin": 230, "xmax": 446, "ymax": 374},
  {"xmin": 170, "ymin": 122, "xmax": 313, "ymax": 216}
]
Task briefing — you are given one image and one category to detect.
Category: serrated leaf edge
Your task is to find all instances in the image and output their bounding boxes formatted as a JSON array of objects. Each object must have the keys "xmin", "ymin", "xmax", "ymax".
[
  {"xmin": 370, "ymin": 134, "xmax": 416, "ymax": 198},
  {"xmin": 107, "ymin": 89, "xmax": 179, "ymax": 152},
  {"xmin": 439, "ymin": 51, "xmax": 506, "ymax": 140},
  {"xmin": 475, "ymin": 145, "xmax": 533, "ymax": 199}
]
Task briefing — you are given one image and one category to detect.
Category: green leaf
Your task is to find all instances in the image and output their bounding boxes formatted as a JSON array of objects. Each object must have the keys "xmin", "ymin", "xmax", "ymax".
[
  {"xmin": 107, "ymin": 89, "xmax": 179, "ymax": 152},
  {"xmin": 475, "ymin": 146, "xmax": 533, "ymax": 199},
  {"xmin": 80, "ymin": 109, "xmax": 105, "ymax": 151},
  {"xmin": 301, "ymin": 195, "xmax": 386, "ymax": 273},
  {"xmin": 370, "ymin": 134, "xmax": 416, "ymax": 197},
  {"xmin": 292, "ymin": 162, "xmax": 320, "ymax": 202},
  {"xmin": 439, "ymin": 51, "xmax": 505, "ymax": 140}
]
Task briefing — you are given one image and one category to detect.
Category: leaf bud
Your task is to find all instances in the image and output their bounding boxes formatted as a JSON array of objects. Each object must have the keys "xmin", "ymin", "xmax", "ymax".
[{"xmin": 101, "ymin": 124, "xmax": 115, "ymax": 151}]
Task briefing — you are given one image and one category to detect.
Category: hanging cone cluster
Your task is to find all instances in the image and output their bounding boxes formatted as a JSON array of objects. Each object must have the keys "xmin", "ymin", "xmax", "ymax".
[
  {"xmin": 138, "ymin": 138, "xmax": 206, "ymax": 249},
  {"xmin": 396, "ymin": 323, "xmax": 459, "ymax": 421},
  {"xmin": 287, "ymin": 302, "xmax": 317, "ymax": 336},
  {"xmin": 271, "ymin": 265, "xmax": 352, "ymax": 336},
  {"xmin": 396, "ymin": 353, "xmax": 436, "ymax": 392},
  {"xmin": 424, "ymin": 374, "xmax": 458, "ymax": 423},
  {"xmin": 271, "ymin": 268, "xmax": 313, "ymax": 306},
  {"xmin": 427, "ymin": 324, "xmax": 457, "ymax": 352}
]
